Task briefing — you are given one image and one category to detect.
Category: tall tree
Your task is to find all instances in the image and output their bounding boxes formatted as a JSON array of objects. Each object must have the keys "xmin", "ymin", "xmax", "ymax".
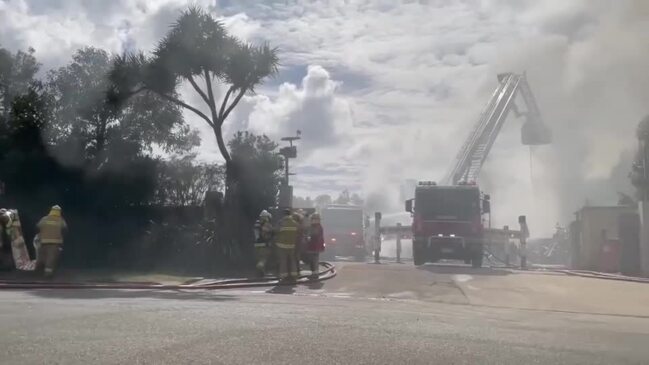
[
  {"xmin": 228, "ymin": 131, "xmax": 283, "ymax": 218},
  {"xmin": 314, "ymin": 194, "xmax": 332, "ymax": 209},
  {"xmin": 1, "ymin": 83, "xmax": 55, "ymax": 183},
  {"xmin": 4, "ymin": 84, "xmax": 52, "ymax": 149},
  {"xmin": 293, "ymin": 196, "xmax": 314, "ymax": 208},
  {"xmin": 154, "ymin": 155, "xmax": 224, "ymax": 206},
  {"xmin": 335, "ymin": 189, "xmax": 351, "ymax": 205},
  {"xmin": 108, "ymin": 6, "xmax": 279, "ymax": 258},
  {"xmin": 109, "ymin": 6, "xmax": 278, "ymax": 180},
  {"xmin": 0, "ymin": 46, "xmax": 40, "ymax": 122},
  {"xmin": 350, "ymin": 193, "xmax": 363, "ymax": 206},
  {"xmin": 48, "ymin": 47, "xmax": 198, "ymax": 168}
]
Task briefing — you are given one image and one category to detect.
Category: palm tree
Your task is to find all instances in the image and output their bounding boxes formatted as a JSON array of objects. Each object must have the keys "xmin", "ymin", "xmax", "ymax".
[
  {"xmin": 108, "ymin": 7, "xmax": 279, "ymax": 258},
  {"xmin": 109, "ymin": 6, "xmax": 279, "ymax": 177}
]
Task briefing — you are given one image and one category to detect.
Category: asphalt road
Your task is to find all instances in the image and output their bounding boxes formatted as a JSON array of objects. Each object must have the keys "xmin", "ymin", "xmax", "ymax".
[{"xmin": 2, "ymin": 258, "xmax": 649, "ymax": 364}]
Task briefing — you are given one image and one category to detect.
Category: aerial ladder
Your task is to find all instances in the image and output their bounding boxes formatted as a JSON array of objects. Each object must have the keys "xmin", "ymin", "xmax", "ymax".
[{"xmin": 443, "ymin": 73, "xmax": 551, "ymax": 185}]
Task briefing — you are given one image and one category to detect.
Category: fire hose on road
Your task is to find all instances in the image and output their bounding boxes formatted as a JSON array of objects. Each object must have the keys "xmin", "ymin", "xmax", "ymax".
[
  {"xmin": 0, "ymin": 262, "xmax": 337, "ymax": 290},
  {"xmin": 553, "ymin": 269, "xmax": 649, "ymax": 284},
  {"xmin": 484, "ymin": 247, "xmax": 649, "ymax": 284}
]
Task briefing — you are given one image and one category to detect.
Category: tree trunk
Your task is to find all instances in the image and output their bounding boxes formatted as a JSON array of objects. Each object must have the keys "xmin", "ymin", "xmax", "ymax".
[
  {"xmin": 214, "ymin": 128, "xmax": 231, "ymax": 164},
  {"xmin": 92, "ymin": 115, "xmax": 109, "ymax": 169},
  {"xmin": 221, "ymin": 160, "xmax": 255, "ymax": 266},
  {"xmin": 1, "ymin": 86, "xmax": 10, "ymax": 122}
]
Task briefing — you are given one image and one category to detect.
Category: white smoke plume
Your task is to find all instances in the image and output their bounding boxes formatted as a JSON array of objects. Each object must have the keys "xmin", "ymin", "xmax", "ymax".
[
  {"xmin": 479, "ymin": 0, "xmax": 649, "ymax": 235},
  {"xmin": 2, "ymin": 1, "xmax": 647, "ymax": 237},
  {"xmin": 229, "ymin": 0, "xmax": 649, "ymax": 236}
]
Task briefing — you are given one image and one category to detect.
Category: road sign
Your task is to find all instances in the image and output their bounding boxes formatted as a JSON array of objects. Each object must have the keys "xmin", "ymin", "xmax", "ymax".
[{"xmin": 279, "ymin": 146, "xmax": 297, "ymax": 159}]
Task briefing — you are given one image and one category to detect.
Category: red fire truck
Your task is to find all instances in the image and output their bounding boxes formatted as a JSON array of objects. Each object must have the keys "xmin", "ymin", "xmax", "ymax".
[
  {"xmin": 401, "ymin": 73, "xmax": 548, "ymax": 268},
  {"xmin": 321, "ymin": 204, "xmax": 366, "ymax": 260},
  {"xmin": 405, "ymin": 181, "xmax": 490, "ymax": 268}
]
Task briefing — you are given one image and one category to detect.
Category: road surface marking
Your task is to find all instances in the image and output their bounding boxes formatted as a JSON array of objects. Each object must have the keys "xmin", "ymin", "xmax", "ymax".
[
  {"xmin": 388, "ymin": 291, "xmax": 418, "ymax": 299},
  {"xmin": 453, "ymin": 274, "xmax": 474, "ymax": 283}
]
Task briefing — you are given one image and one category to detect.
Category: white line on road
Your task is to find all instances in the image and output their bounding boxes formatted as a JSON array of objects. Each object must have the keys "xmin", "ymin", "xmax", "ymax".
[
  {"xmin": 453, "ymin": 274, "xmax": 474, "ymax": 283},
  {"xmin": 388, "ymin": 291, "xmax": 418, "ymax": 299}
]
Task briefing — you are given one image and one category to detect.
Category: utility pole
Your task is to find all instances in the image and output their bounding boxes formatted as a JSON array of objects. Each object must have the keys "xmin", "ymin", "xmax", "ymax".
[
  {"xmin": 640, "ymin": 131, "xmax": 649, "ymax": 275},
  {"xmin": 396, "ymin": 222, "xmax": 402, "ymax": 263},
  {"xmin": 633, "ymin": 117, "xmax": 649, "ymax": 276},
  {"xmin": 519, "ymin": 215, "xmax": 529, "ymax": 269},
  {"xmin": 278, "ymin": 131, "xmax": 301, "ymax": 209},
  {"xmin": 374, "ymin": 212, "xmax": 382, "ymax": 264},
  {"xmin": 503, "ymin": 225, "xmax": 511, "ymax": 267}
]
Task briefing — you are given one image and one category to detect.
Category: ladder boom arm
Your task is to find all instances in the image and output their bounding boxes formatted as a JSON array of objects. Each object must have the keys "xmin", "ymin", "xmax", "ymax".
[{"xmin": 443, "ymin": 73, "xmax": 547, "ymax": 185}]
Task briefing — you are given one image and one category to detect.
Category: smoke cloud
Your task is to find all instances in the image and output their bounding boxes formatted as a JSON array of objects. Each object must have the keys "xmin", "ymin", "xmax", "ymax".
[
  {"xmin": 232, "ymin": 0, "xmax": 647, "ymax": 236},
  {"xmin": 479, "ymin": 0, "xmax": 649, "ymax": 235}
]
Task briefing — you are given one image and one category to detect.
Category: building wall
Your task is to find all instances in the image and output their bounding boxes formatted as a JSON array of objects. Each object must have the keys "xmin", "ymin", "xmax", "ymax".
[{"xmin": 576, "ymin": 206, "xmax": 635, "ymax": 270}]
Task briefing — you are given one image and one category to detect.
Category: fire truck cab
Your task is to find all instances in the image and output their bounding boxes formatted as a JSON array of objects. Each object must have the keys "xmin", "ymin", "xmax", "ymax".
[{"xmin": 405, "ymin": 181, "xmax": 490, "ymax": 268}]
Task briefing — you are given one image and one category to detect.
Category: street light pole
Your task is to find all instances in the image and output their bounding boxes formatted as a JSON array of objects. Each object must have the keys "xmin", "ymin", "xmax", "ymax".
[
  {"xmin": 641, "ymin": 134, "xmax": 649, "ymax": 275},
  {"xmin": 284, "ymin": 155, "xmax": 290, "ymax": 185},
  {"xmin": 278, "ymin": 131, "xmax": 301, "ymax": 209}
]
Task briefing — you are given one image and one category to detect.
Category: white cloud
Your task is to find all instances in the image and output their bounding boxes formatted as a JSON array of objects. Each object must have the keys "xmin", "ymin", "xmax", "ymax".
[
  {"xmin": 0, "ymin": 0, "xmax": 215, "ymax": 69},
  {"xmin": 243, "ymin": 65, "xmax": 352, "ymax": 151},
  {"xmin": 219, "ymin": 12, "xmax": 261, "ymax": 41}
]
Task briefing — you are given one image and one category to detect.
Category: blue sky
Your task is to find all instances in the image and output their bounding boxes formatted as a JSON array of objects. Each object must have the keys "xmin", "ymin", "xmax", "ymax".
[{"xmin": 1, "ymin": 0, "xmax": 647, "ymax": 235}]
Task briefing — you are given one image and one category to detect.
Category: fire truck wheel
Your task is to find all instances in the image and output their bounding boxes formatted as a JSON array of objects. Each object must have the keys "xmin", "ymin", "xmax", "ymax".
[
  {"xmin": 471, "ymin": 254, "xmax": 483, "ymax": 268},
  {"xmin": 413, "ymin": 253, "xmax": 425, "ymax": 266},
  {"xmin": 463, "ymin": 258, "xmax": 471, "ymax": 265}
]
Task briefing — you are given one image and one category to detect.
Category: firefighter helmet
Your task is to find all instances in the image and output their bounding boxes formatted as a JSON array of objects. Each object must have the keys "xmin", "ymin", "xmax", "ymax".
[
  {"xmin": 49, "ymin": 205, "xmax": 62, "ymax": 217},
  {"xmin": 292, "ymin": 212, "xmax": 303, "ymax": 222}
]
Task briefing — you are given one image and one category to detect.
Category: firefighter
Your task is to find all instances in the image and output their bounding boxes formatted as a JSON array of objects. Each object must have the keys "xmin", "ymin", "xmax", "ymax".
[
  {"xmin": 301, "ymin": 211, "xmax": 313, "ymax": 267},
  {"xmin": 293, "ymin": 210, "xmax": 305, "ymax": 273},
  {"xmin": 253, "ymin": 210, "xmax": 273, "ymax": 277},
  {"xmin": 305, "ymin": 213, "xmax": 324, "ymax": 279},
  {"xmin": 0, "ymin": 209, "xmax": 7, "ymax": 250},
  {"xmin": 276, "ymin": 209, "xmax": 299, "ymax": 282},
  {"xmin": 0, "ymin": 209, "xmax": 11, "ymax": 269},
  {"xmin": 36, "ymin": 205, "xmax": 67, "ymax": 277}
]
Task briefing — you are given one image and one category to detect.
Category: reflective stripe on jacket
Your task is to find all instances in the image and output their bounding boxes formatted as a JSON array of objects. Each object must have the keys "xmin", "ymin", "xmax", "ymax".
[
  {"xmin": 275, "ymin": 216, "xmax": 298, "ymax": 249},
  {"xmin": 37, "ymin": 215, "xmax": 67, "ymax": 244}
]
